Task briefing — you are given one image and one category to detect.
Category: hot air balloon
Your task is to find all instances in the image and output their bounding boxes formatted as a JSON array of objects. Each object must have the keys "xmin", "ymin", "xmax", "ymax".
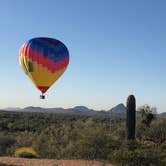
[{"xmin": 19, "ymin": 37, "xmax": 69, "ymax": 99}]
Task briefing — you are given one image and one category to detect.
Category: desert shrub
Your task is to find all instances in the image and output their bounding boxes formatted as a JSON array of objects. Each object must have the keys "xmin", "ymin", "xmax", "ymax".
[
  {"xmin": 111, "ymin": 123, "xmax": 126, "ymax": 140},
  {"xmin": 109, "ymin": 148, "xmax": 166, "ymax": 166},
  {"xmin": 145, "ymin": 119, "xmax": 166, "ymax": 145},
  {"xmin": 136, "ymin": 119, "xmax": 166, "ymax": 145},
  {"xmin": 0, "ymin": 135, "xmax": 15, "ymax": 156},
  {"xmin": 74, "ymin": 122, "xmax": 121, "ymax": 160},
  {"xmin": 14, "ymin": 147, "xmax": 39, "ymax": 158}
]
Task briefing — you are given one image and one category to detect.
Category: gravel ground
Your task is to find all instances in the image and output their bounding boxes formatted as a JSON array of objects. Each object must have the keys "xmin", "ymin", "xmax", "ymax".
[{"xmin": 0, "ymin": 157, "xmax": 113, "ymax": 166}]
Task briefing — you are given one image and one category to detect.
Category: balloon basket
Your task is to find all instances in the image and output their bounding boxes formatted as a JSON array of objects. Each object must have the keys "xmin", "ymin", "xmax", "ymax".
[{"xmin": 40, "ymin": 95, "xmax": 45, "ymax": 99}]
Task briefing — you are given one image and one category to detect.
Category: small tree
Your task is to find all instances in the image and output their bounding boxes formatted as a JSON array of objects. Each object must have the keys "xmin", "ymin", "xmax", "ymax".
[
  {"xmin": 138, "ymin": 105, "xmax": 157, "ymax": 127},
  {"xmin": 126, "ymin": 95, "xmax": 136, "ymax": 140}
]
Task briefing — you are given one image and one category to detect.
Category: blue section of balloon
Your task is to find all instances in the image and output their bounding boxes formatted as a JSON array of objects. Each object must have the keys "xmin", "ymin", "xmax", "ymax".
[{"xmin": 26, "ymin": 38, "xmax": 69, "ymax": 63}]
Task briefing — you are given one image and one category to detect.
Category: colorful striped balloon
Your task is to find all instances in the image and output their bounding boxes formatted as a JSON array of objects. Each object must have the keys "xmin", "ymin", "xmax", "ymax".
[{"xmin": 19, "ymin": 37, "xmax": 69, "ymax": 97}]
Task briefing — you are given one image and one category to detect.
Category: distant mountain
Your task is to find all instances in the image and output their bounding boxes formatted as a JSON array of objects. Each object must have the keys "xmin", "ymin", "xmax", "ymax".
[
  {"xmin": 109, "ymin": 103, "xmax": 126, "ymax": 115},
  {"xmin": 2, "ymin": 104, "xmax": 126, "ymax": 116},
  {"xmin": 4, "ymin": 107, "xmax": 21, "ymax": 111},
  {"xmin": 10, "ymin": 106, "xmax": 107, "ymax": 116},
  {"xmin": 1, "ymin": 106, "xmax": 113, "ymax": 116},
  {"xmin": 22, "ymin": 107, "xmax": 68, "ymax": 114},
  {"xmin": 158, "ymin": 112, "xmax": 166, "ymax": 118},
  {"xmin": 73, "ymin": 106, "xmax": 92, "ymax": 112},
  {"xmin": 23, "ymin": 106, "xmax": 45, "ymax": 112},
  {"xmin": 3, "ymin": 104, "xmax": 165, "ymax": 118}
]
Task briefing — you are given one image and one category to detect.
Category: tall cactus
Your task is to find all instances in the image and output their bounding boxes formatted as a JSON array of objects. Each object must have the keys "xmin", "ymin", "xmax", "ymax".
[{"xmin": 126, "ymin": 95, "xmax": 136, "ymax": 140}]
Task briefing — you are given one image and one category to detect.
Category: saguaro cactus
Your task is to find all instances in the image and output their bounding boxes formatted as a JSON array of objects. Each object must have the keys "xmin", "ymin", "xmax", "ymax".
[{"xmin": 126, "ymin": 95, "xmax": 136, "ymax": 140}]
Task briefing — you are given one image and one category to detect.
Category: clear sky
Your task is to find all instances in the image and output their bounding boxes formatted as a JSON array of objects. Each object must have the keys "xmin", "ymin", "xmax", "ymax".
[{"xmin": 0, "ymin": 0, "xmax": 166, "ymax": 112}]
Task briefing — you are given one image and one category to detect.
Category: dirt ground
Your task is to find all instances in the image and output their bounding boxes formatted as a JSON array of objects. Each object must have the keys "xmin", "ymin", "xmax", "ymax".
[{"xmin": 0, "ymin": 157, "xmax": 114, "ymax": 166}]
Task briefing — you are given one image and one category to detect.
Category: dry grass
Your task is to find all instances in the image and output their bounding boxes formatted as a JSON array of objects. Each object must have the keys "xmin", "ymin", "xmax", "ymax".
[{"xmin": 0, "ymin": 157, "xmax": 114, "ymax": 166}]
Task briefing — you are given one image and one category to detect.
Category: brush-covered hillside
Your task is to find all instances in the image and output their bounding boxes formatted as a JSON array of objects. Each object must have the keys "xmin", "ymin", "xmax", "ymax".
[{"xmin": 0, "ymin": 110, "xmax": 165, "ymax": 166}]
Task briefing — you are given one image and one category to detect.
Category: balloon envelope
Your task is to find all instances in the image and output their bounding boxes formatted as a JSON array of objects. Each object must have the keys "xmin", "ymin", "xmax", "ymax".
[{"xmin": 19, "ymin": 37, "xmax": 69, "ymax": 94}]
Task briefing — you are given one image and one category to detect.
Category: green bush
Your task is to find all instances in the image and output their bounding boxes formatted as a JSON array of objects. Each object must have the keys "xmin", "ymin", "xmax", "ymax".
[{"xmin": 110, "ymin": 148, "xmax": 166, "ymax": 166}]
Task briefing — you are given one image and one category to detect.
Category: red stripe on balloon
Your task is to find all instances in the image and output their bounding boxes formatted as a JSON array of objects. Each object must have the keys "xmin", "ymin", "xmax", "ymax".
[
  {"xmin": 20, "ymin": 44, "xmax": 69, "ymax": 73},
  {"xmin": 37, "ymin": 86, "xmax": 49, "ymax": 94},
  {"xmin": 19, "ymin": 44, "xmax": 25, "ymax": 58}
]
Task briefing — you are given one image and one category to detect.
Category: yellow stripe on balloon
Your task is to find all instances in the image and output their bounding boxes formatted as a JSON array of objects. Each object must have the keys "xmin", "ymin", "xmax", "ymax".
[{"xmin": 26, "ymin": 61, "xmax": 66, "ymax": 87}]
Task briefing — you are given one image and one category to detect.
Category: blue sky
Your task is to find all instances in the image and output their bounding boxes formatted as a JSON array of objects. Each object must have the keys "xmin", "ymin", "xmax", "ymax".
[{"xmin": 0, "ymin": 0, "xmax": 166, "ymax": 112}]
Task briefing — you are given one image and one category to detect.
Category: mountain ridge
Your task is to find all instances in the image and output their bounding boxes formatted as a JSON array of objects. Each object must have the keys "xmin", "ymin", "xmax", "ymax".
[
  {"xmin": 2, "ymin": 104, "xmax": 125, "ymax": 116},
  {"xmin": 1, "ymin": 104, "xmax": 165, "ymax": 117}
]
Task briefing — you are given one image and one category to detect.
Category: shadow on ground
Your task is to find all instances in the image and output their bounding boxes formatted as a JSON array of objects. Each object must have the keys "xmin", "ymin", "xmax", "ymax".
[{"xmin": 0, "ymin": 163, "xmax": 16, "ymax": 166}]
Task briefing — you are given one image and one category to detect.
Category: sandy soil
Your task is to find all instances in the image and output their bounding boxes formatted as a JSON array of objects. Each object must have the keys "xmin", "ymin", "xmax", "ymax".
[{"xmin": 0, "ymin": 157, "xmax": 113, "ymax": 166}]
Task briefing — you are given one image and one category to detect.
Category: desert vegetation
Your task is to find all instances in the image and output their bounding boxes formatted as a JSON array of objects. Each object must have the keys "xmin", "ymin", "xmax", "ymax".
[{"xmin": 0, "ymin": 103, "xmax": 165, "ymax": 166}]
